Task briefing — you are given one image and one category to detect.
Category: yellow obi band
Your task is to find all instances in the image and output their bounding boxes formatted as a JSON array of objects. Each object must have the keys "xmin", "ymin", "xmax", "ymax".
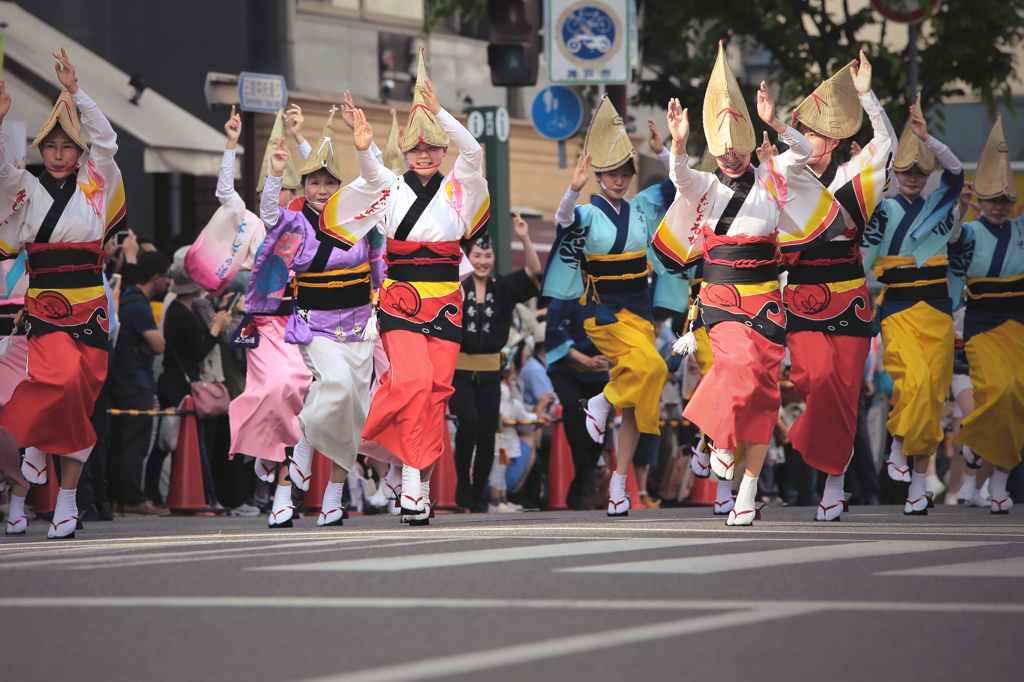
[
  {"xmin": 292, "ymin": 262, "xmax": 372, "ymax": 311},
  {"xmin": 966, "ymin": 273, "xmax": 1024, "ymax": 313},
  {"xmin": 456, "ymin": 352, "xmax": 503, "ymax": 372},
  {"xmin": 874, "ymin": 255, "xmax": 948, "ymax": 304},
  {"xmin": 580, "ymin": 251, "xmax": 652, "ymax": 304}
]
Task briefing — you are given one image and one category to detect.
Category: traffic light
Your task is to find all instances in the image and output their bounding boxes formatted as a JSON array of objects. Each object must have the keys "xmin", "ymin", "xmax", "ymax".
[{"xmin": 487, "ymin": 0, "xmax": 540, "ymax": 87}]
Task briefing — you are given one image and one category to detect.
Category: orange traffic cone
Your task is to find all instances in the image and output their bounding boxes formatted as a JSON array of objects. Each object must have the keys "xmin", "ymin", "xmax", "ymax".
[
  {"xmin": 302, "ymin": 450, "xmax": 331, "ymax": 514},
  {"xmin": 430, "ymin": 427, "xmax": 459, "ymax": 510},
  {"xmin": 545, "ymin": 405, "xmax": 573, "ymax": 510},
  {"xmin": 32, "ymin": 452, "xmax": 58, "ymax": 516},
  {"xmin": 688, "ymin": 475, "xmax": 717, "ymax": 505},
  {"xmin": 166, "ymin": 397, "xmax": 211, "ymax": 514}
]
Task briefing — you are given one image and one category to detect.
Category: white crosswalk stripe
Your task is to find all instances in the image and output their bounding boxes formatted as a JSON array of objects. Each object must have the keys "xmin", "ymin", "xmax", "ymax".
[
  {"xmin": 250, "ymin": 538, "xmax": 747, "ymax": 572},
  {"xmin": 877, "ymin": 555, "xmax": 1024, "ymax": 577},
  {"xmin": 557, "ymin": 541, "xmax": 1002, "ymax": 574}
]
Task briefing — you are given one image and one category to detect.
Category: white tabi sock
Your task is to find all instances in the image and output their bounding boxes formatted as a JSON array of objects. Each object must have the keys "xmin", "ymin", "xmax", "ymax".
[
  {"xmin": 22, "ymin": 446, "xmax": 47, "ymax": 485},
  {"xmin": 989, "ymin": 470, "xmax": 1009, "ymax": 501},
  {"xmin": 254, "ymin": 458, "xmax": 276, "ymax": 484},
  {"xmin": 735, "ymin": 474, "xmax": 757, "ymax": 512},
  {"xmin": 823, "ymin": 473, "xmax": 845, "ymax": 506},
  {"xmin": 48, "ymin": 488, "xmax": 78, "ymax": 539},
  {"xmin": 401, "ymin": 466, "xmax": 423, "ymax": 511},
  {"xmin": 269, "ymin": 482, "xmax": 295, "ymax": 527},
  {"xmin": 609, "ymin": 471, "xmax": 627, "ymax": 502},
  {"xmin": 6, "ymin": 492, "xmax": 26, "ymax": 534},
  {"xmin": 908, "ymin": 471, "xmax": 927, "ymax": 502},
  {"xmin": 584, "ymin": 393, "xmax": 612, "ymax": 442},
  {"xmin": 385, "ymin": 464, "xmax": 403, "ymax": 497},
  {"xmin": 888, "ymin": 439, "xmax": 906, "ymax": 468},
  {"xmin": 421, "ymin": 479, "xmax": 431, "ymax": 504},
  {"xmin": 289, "ymin": 437, "xmax": 314, "ymax": 491},
  {"xmin": 322, "ymin": 481, "xmax": 344, "ymax": 513},
  {"xmin": 957, "ymin": 474, "xmax": 976, "ymax": 501},
  {"xmin": 716, "ymin": 479, "xmax": 733, "ymax": 504}
]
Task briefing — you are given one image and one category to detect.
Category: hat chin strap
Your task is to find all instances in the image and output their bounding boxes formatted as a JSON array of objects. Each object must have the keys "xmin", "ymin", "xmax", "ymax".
[
  {"xmin": 45, "ymin": 162, "xmax": 80, "ymax": 177},
  {"xmin": 599, "ymin": 180, "xmax": 628, "ymax": 198}
]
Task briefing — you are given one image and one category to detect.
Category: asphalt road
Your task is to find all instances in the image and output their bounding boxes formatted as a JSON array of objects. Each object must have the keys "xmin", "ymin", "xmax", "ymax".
[{"xmin": 2, "ymin": 504, "xmax": 1022, "ymax": 682}]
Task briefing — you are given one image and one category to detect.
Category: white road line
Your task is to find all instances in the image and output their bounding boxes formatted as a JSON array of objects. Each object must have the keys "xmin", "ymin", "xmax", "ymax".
[
  {"xmin": 2, "ymin": 596, "xmax": 1023, "ymax": 614},
  {"xmin": 877, "ymin": 556, "xmax": 1024, "ymax": 578},
  {"xmin": 558, "ymin": 541, "xmax": 1002, "ymax": 574},
  {"xmin": 287, "ymin": 606, "xmax": 812, "ymax": 682},
  {"xmin": 249, "ymin": 538, "xmax": 748, "ymax": 572}
]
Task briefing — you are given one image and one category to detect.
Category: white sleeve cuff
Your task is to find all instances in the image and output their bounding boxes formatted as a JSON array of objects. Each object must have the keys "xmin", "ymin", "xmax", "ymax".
[
  {"xmin": 556, "ymin": 187, "xmax": 581, "ymax": 227},
  {"xmin": 924, "ymin": 136, "xmax": 962, "ymax": 175},
  {"xmin": 260, "ymin": 174, "xmax": 284, "ymax": 226},
  {"xmin": 297, "ymin": 140, "xmax": 312, "ymax": 161}
]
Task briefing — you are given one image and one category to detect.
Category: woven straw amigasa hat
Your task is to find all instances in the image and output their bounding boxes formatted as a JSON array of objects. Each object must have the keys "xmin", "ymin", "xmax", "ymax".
[
  {"xmin": 583, "ymin": 95, "xmax": 635, "ymax": 172},
  {"xmin": 297, "ymin": 106, "xmax": 345, "ymax": 182},
  {"xmin": 893, "ymin": 93, "xmax": 935, "ymax": 174},
  {"xmin": 258, "ymin": 109, "xmax": 301, "ymax": 191},
  {"xmin": 703, "ymin": 41, "xmax": 756, "ymax": 157},
  {"xmin": 32, "ymin": 90, "xmax": 89, "ymax": 152},
  {"xmin": 792, "ymin": 60, "xmax": 863, "ymax": 140},
  {"xmin": 973, "ymin": 114, "xmax": 1016, "ymax": 201},
  {"xmin": 402, "ymin": 48, "xmax": 449, "ymax": 153}
]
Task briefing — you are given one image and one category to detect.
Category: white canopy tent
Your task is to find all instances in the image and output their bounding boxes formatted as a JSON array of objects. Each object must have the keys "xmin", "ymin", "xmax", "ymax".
[{"xmin": 0, "ymin": 1, "xmax": 239, "ymax": 175}]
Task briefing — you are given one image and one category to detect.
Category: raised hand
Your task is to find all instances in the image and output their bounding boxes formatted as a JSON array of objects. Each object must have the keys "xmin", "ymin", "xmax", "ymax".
[
  {"xmin": 340, "ymin": 91, "xmax": 358, "ymax": 130},
  {"xmin": 647, "ymin": 118, "xmax": 665, "ymax": 154},
  {"xmin": 421, "ymin": 77, "xmax": 441, "ymax": 115},
  {"xmin": 0, "ymin": 78, "xmax": 11, "ymax": 123},
  {"xmin": 512, "ymin": 212, "xmax": 529, "ymax": 240},
  {"xmin": 851, "ymin": 50, "xmax": 872, "ymax": 96},
  {"xmin": 52, "ymin": 47, "xmax": 79, "ymax": 94},
  {"xmin": 352, "ymin": 109, "xmax": 374, "ymax": 151},
  {"xmin": 908, "ymin": 101, "xmax": 930, "ymax": 141},
  {"xmin": 666, "ymin": 98, "xmax": 688, "ymax": 154},
  {"xmin": 958, "ymin": 181, "xmax": 974, "ymax": 217},
  {"xmin": 756, "ymin": 81, "xmax": 784, "ymax": 133},
  {"xmin": 849, "ymin": 140, "xmax": 863, "ymax": 157},
  {"xmin": 269, "ymin": 137, "xmax": 289, "ymax": 177},
  {"xmin": 756, "ymin": 131, "xmax": 778, "ymax": 164},
  {"xmin": 571, "ymin": 153, "xmax": 592, "ymax": 192},
  {"xmin": 224, "ymin": 105, "xmax": 241, "ymax": 149},
  {"xmin": 286, "ymin": 104, "xmax": 305, "ymax": 144}
]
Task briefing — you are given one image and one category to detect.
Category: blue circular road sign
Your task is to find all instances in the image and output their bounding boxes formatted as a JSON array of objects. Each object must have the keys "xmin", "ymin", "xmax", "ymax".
[{"xmin": 531, "ymin": 86, "xmax": 584, "ymax": 141}]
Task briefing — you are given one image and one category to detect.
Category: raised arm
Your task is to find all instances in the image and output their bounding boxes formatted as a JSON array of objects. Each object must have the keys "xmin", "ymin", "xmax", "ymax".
[
  {"xmin": 261, "ymin": 138, "xmax": 288, "ymax": 227},
  {"xmin": 352, "ymin": 109, "xmax": 394, "ymax": 192},
  {"xmin": 418, "ymin": 76, "xmax": 482, "ymax": 175},
  {"xmin": 53, "ymin": 49, "xmax": 116, "ymax": 164},
  {"xmin": 217, "ymin": 106, "xmax": 241, "ymax": 205}
]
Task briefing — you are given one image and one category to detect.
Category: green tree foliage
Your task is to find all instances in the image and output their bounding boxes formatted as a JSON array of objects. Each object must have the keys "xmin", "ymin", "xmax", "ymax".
[
  {"xmin": 635, "ymin": 0, "xmax": 1024, "ymax": 149},
  {"xmin": 424, "ymin": 1, "xmax": 1024, "ymax": 150}
]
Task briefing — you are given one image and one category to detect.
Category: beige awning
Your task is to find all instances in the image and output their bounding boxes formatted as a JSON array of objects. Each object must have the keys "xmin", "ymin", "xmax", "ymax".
[{"xmin": 0, "ymin": 1, "xmax": 237, "ymax": 175}]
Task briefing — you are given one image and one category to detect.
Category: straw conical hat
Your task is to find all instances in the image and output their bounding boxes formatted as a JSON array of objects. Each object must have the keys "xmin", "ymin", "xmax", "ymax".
[
  {"xmin": 31, "ymin": 89, "xmax": 89, "ymax": 151},
  {"xmin": 402, "ymin": 48, "xmax": 449, "ymax": 153},
  {"xmin": 703, "ymin": 41, "xmax": 756, "ymax": 157},
  {"xmin": 792, "ymin": 60, "xmax": 863, "ymax": 139},
  {"xmin": 973, "ymin": 114, "xmax": 1016, "ymax": 201},
  {"xmin": 382, "ymin": 109, "xmax": 404, "ymax": 171},
  {"xmin": 296, "ymin": 106, "xmax": 344, "ymax": 181},
  {"xmin": 893, "ymin": 93, "xmax": 935, "ymax": 173},
  {"xmin": 583, "ymin": 95, "xmax": 635, "ymax": 172},
  {"xmin": 699, "ymin": 146, "xmax": 718, "ymax": 173},
  {"xmin": 258, "ymin": 109, "xmax": 300, "ymax": 192}
]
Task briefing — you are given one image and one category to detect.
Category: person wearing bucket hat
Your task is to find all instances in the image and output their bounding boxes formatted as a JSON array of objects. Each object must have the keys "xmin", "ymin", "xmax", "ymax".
[
  {"xmin": 651, "ymin": 41, "xmax": 846, "ymax": 526},
  {"xmin": 859, "ymin": 95, "xmax": 967, "ymax": 515},
  {"xmin": 319, "ymin": 48, "xmax": 490, "ymax": 523},
  {"xmin": 950, "ymin": 115, "xmax": 1024, "ymax": 514},
  {"xmin": 0, "ymin": 49, "xmax": 127, "ymax": 539},
  {"xmin": 543, "ymin": 93, "xmax": 689, "ymax": 517},
  {"xmin": 780, "ymin": 51, "xmax": 896, "ymax": 521}
]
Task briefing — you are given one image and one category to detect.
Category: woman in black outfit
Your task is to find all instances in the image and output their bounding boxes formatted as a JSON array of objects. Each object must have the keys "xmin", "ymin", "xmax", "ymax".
[
  {"xmin": 155, "ymin": 262, "xmax": 233, "ymax": 507},
  {"xmin": 449, "ymin": 215, "xmax": 542, "ymax": 512}
]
